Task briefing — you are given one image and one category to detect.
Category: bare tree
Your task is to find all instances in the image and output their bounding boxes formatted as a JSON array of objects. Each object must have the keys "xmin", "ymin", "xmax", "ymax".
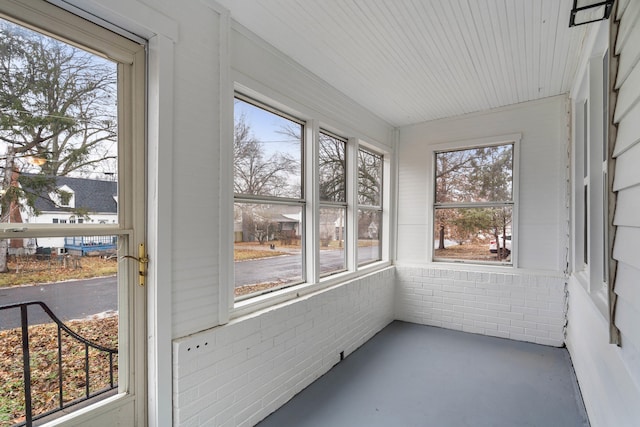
[
  {"xmin": 358, "ymin": 149, "xmax": 382, "ymax": 207},
  {"xmin": 319, "ymin": 132, "xmax": 346, "ymax": 202},
  {"xmin": 233, "ymin": 111, "xmax": 299, "ymax": 198},
  {"xmin": 470, "ymin": 146, "xmax": 513, "ymax": 259},
  {"xmin": 0, "ymin": 19, "xmax": 119, "ymax": 272},
  {"xmin": 0, "ymin": 21, "xmax": 117, "ymax": 178},
  {"xmin": 233, "ymin": 104, "xmax": 301, "ymax": 245},
  {"xmin": 357, "ymin": 149, "xmax": 382, "ymax": 241},
  {"xmin": 435, "ymin": 144, "xmax": 513, "ymax": 259}
]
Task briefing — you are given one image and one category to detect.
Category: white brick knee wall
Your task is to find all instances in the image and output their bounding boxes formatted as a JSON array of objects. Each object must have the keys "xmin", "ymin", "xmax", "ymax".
[
  {"xmin": 395, "ymin": 265, "xmax": 567, "ymax": 346},
  {"xmin": 172, "ymin": 265, "xmax": 567, "ymax": 426},
  {"xmin": 173, "ymin": 267, "xmax": 395, "ymax": 427}
]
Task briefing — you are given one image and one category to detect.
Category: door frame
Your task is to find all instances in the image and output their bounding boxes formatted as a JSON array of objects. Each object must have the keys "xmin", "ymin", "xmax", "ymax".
[{"xmin": 0, "ymin": 1, "xmax": 148, "ymax": 424}]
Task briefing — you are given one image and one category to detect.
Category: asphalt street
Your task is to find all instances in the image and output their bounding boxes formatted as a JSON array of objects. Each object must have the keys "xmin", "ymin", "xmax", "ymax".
[
  {"xmin": 0, "ymin": 246, "xmax": 381, "ymax": 329},
  {"xmin": 0, "ymin": 276, "xmax": 117, "ymax": 330},
  {"xmin": 234, "ymin": 246, "xmax": 379, "ymax": 286}
]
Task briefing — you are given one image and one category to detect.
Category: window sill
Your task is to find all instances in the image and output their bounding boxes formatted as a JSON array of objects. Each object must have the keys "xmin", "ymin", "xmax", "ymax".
[
  {"xmin": 44, "ymin": 393, "xmax": 131, "ymax": 426},
  {"xmin": 424, "ymin": 260, "xmax": 516, "ymax": 273},
  {"xmin": 231, "ymin": 261, "xmax": 392, "ymax": 319},
  {"xmin": 572, "ymin": 270, "xmax": 609, "ymax": 322},
  {"xmin": 395, "ymin": 261, "xmax": 568, "ymax": 279},
  {"xmin": 432, "ymin": 258, "xmax": 513, "ymax": 268}
]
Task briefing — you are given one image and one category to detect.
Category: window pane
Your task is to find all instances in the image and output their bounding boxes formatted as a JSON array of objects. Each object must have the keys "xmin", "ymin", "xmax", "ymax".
[
  {"xmin": 234, "ymin": 98, "xmax": 302, "ymax": 199},
  {"xmin": 583, "ymin": 185, "xmax": 589, "ymax": 265},
  {"xmin": 583, "ymin": 101, "xmax": 588, "ymax": 176},
  {"xmin": 319, "ymin": 132, "xmax": 346, "ymax": 202},
  {"xmin": 234, "ymin": 202, "xmax": 303, "ymax": 298},
  {"xmin": 358, "ymin": 149, "xmax": 382, "ymax": 206},
  {"xmin": 0, "ymin": 235, "xmax": 119, "ymax": 422},
  {"xmin": 358, "ymin": 209, "xmax": 381, "ymax": 265},
  {"xmin": 319, "ymin": 207, "xmax": 346, "ymax": 276},
  {"xmin": 434, "ymin": 207, "xmax": 513, "ymax": 263},
  {"xmin": 0, "ymin": 19, "xmax": 119, "ymax": 230},
  {"xmin": 435, "ymin": 144, "xmax": 513, "ymax": 204}
]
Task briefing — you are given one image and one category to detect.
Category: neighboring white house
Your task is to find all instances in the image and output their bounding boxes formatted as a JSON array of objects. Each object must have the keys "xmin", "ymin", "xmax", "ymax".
[{"xmin": 19, "ymin": 175, "xmax": 118, "ymax": 251}]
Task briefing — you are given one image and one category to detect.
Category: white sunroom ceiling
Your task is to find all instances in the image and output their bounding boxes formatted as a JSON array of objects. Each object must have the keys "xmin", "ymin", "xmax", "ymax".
[{"xmin": 218, "ymin": 0, "xmax": 591, "ymax": 127}]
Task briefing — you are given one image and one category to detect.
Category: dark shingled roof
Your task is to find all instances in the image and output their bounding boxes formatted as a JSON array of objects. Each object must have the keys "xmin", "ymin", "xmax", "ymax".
[{"xmin": 21, "ymin": 175, "xmax": 117, "ymax": 214}]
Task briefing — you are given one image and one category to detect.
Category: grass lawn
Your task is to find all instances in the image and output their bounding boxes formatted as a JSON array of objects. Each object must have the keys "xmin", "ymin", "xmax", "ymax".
[
  {"xmin": 0, "ymin": 256, "xmax": 117, "ymax": 288},
  {"xmin": 234, "ymin": 246, "xmax": 289, "ymax": 261}
]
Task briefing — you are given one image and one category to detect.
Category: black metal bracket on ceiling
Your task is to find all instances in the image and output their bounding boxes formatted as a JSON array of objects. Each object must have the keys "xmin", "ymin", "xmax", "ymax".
[{"xmin": 569, "ymin": 0, "xmax": 615, "ymax": 27}]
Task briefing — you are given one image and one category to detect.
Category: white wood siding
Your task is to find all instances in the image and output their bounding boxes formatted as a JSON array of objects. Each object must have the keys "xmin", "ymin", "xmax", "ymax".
[
  {"xmin": 612, "ymin": 0, "xmax": 640, "ymax": 394},
  {"xmin": 613, "ymin": 100, "xmax": 640, "ymax": 156},
  {"xmin": 613, "ymin": 0, "xmax": 640, "ymax": 89}
]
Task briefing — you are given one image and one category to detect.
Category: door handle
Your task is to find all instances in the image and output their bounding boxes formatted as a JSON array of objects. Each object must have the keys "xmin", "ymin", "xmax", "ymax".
[{"xmin": 121, "ymin": 243, "xmax": 149, "ymax": 286}]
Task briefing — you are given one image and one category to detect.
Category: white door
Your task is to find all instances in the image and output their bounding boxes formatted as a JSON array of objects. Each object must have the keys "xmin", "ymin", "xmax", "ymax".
[{"xmin": 0, "ymin": 1, "xmax": 146, "ymax": 425}]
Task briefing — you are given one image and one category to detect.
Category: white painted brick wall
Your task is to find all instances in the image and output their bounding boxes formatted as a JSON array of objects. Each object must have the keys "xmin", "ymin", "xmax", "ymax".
[
  {"xmin": 395, "ymin": 264, "xmax": 567, "ymax": 346},
  {"xmin": 173, "ymin": 267, "xmax": 395, "ymax": 426}
]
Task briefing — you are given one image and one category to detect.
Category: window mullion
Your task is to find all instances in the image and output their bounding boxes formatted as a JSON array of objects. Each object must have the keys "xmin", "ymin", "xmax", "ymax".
[
  {"xmin": 435, "ymin": 201, "xmax": 514, "ymax": 209},
  {"xmin": 319, "ymin": 201, "xmax": 348, "ymax": 208},
  {"xmin": 346, "ymin": 137, "xmax": 358, "ymax": 271},
  {"xmin": 381, "ymin": 151, "xmax": 391, "ymax": 262},
  {"xmin": 588, "ymin": 55, "xmax": 605, "ymax": 292},
  {"xmin": 305, "ymin": 119, "xmax": 320, "ymax": 284},
  {"xmin": 234, "ymin": 195, "xmax": 305, "ymax": 205}
]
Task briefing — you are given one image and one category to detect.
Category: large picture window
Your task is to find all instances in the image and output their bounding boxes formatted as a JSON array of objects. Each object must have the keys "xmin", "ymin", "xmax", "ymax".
[{"xmin": 433, "ymin": 142, "xmax": 515, "ymax": 264}]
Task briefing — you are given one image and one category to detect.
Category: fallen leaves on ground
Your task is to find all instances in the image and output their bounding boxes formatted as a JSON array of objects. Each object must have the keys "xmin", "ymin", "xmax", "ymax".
[
  {"xmin": 234, "ymin": 279, "xmax": 289, "ymax": 297},
  {"xmin": 434, "ymin": 242, "xmax": 502, "ymax": 261},
  {"xmin": 0, "ymin": 315, "xmax": 118, "ymax": 426}
]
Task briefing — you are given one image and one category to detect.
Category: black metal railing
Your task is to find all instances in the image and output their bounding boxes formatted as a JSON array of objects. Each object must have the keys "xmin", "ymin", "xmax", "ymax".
[{"xmin": 0, "ymin": 301, "xmax": 117, "ymax": 427}]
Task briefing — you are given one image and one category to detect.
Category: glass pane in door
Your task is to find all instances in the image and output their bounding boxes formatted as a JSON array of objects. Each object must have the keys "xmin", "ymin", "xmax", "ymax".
[{"xmin": 0, "ymin": 15, "xmax": 124, "ymax": 425}]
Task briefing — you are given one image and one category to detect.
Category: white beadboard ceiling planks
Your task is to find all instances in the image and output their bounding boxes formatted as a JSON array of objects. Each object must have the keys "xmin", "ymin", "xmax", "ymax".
[{"xmin": 218, "ymin": 0, "xmax": 590, "ymax": 127}]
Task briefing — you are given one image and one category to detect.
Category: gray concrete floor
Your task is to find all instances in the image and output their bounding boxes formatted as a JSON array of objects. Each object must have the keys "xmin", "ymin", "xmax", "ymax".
[{"xmin": 257, "ymin": 321, "xmax": 589, "ymax": 427}]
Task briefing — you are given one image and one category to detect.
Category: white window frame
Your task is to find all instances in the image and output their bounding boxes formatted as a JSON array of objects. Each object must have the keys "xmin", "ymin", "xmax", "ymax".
[
  {"xmin": 571, "ymin": 48, "xmax": 610, "ymax": 317},
  {"xmin": 233, "ymin": 93, "xmax": 307, "ymax": 299},
  {"xmin": 318, "ymin": 129, "xmax": 348, "ymax": 277},
  {"xmin": 356, "ymin": 145, "xmax": 384, "ymax": 267},
  {"xmin": 428, "ymin": 134, "xmax": 521, "ymax": 267},
  {"xmin": 229, "ymin": 89, "xmax": 391, "ymax": 318}
]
